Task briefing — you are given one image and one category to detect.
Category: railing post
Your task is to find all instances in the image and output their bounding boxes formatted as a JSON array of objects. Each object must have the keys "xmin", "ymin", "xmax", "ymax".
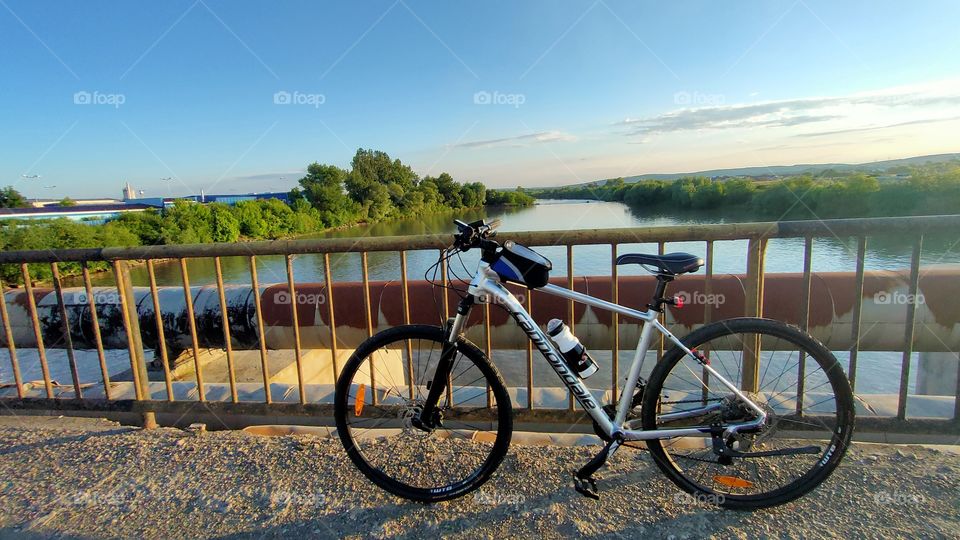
[
  {"xmin": 51, "ymin": 263, "xmax": 83, "ymax": 398},
  {"xmin": 656, "ymin": 242, "xmax": 666, "ymax": 362},
  {"xmin": 796, "ymin": 236, "xmax": 813, "ymax": 415},
  {"xmin": 21, "ymin": 264, "xmax": 53, "ymax": 398},
  {"xmin": 610, "ymin": 243, "xmax": 619, "ymax": 405},
  {"xmin": 742, "ymin": 236, "xmax": 767, "ymax": 392},
  {"xmin": 849, "ymin": 237, "xmax": 867, "ymax": 390},
  {"xmin": 248, "ymin": 256, "xmax": 272, "ymax": 404},
  {"xmin": 214, "ymin": 257, "xmax": 238, "ymax": 403},
  {"xmin": 0, "ymin": 277, "xmax": 23, "ymax": 399},
  {"xmin": 146, "ymin": 260, "xmax": 174, "ymax": 401},
  {"xmin": 82, "ymin": 262, "xmax": 112, "ymax": 400},
  {"xmin": 401, "ymin": 251, "xmax": 415, "ymax": 400},
  {"xmin": 179, "ymin": 258, "xmax": 206, "ymax": 402},
  {"xmin": 701, "ymin": 240, "xmax": 714, "ymax": 405},
  {"xmin": 897, "ymin": 236, "xmax": 923, "ymax": 420},
  {"xmin": 113, "ymin": 260, "xmax": 156, "ymax": 429},
  {"xmin": 285, "ymin": 255, "xmax": 307, "ymax": 404},
  {"xmin": 361, "ymin": 252, "xmax": 376, "ymax": 405},
  {"xmin": 525, "ymin": 288, "xmax": 534, "ymax": 410},
  {"xmin": 566, "ymin": 245, "xmax": 575, "ymax": 411},
  {"xmin": 437, "ymin": 250, "xmax": 453, "ymax": 405},
  {"xmin": 323, "ymin": 253, "xmax": 339, "ymax": 382}
]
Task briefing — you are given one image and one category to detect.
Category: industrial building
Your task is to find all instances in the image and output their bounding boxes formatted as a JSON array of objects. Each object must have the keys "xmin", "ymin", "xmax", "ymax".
[{"xmin": 0, "ymin": 183, "xmax": 292, "ymax": 223}]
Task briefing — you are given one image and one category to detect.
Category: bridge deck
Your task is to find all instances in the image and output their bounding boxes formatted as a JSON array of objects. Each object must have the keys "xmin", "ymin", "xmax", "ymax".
[{"xmin": 0, "ymin": 416, "xmax": 956, "ymax": 538}]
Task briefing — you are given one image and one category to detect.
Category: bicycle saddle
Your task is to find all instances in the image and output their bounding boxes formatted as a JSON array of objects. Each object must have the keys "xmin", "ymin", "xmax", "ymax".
[{"xmin": 615, "ymin": 252, "xmax": 704, "ymax": 275}]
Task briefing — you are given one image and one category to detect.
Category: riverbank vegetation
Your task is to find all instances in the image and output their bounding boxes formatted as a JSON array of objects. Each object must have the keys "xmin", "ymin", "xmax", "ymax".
[
  {"xmin": 0, "ymin": 149, "xmax": 531, "ymax": 283},
  {"xmin": 531, "ymin": 161, "xmax": 960, "ymax": 219}
]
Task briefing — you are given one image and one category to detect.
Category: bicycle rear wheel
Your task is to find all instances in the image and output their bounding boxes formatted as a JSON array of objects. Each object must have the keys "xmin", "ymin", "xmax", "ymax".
[
  {"xmin": 642, "ymin": 318, "xmax": 854, "ymax": 510},
  {"xmin": 334, "ymin": 325, "xmax": 513, "ymax": 503}
]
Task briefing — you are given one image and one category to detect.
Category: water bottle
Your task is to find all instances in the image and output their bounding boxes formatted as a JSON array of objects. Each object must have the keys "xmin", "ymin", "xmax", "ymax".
[{"xmin": 546, "ymin": 319, "xmax": 599, "ymax": 379}]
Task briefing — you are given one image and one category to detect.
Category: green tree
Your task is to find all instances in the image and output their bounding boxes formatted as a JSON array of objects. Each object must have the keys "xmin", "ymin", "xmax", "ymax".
[
  {"xmin": 690, "ymin": 181, "xmax": 724, "ymax": 209},
  {"xmin": 98, "ymin": 221, "xmax": 141, "ymax": 247},
  {"xmin": 209, "ymin": 203, "xmax": 240, "ymax": 242},
  {"xmin": 162, "ymin": 200, "xmax": 212, "ymax": 244},
  {"xmin": 258, "ymin": 198, "xmax": 295, "ymax": 238},
  {"xmin": 235, "ymin": 200, "xmax": 268, "ymax": 238},
  {"xmin": 0, "ymin": 186, "xmax": 28, "ymax": 208},
  {"xmin": 434, "ymin": 173, "xmax": 463, "ymax": 207},
  {"xmin": 289, "ymin": 197, "xmax": 323, "ymax": 234},
  {"xmin": 297, "ymin": 163, "xmax": 359, "ymax": 226},
  {"xmin": 114, "ymin": 210, "xmax": 165, "ymax": 245},
  {"xmin": 486, "ymin": 188, "xmax": 534, "ymax": 206},
  {"xmin": 461, "ymin": 182, "xmax": 487, "ymax": 208},
  {"xmin": 723, "ymin": 179, "xmax": 756, "ymax": 205},
  {"xmin": 59, "ymin": 197, "xmax": 78, "ymax": 207}
]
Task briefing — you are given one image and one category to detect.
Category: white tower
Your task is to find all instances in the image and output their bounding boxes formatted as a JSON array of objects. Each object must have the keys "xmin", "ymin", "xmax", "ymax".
[{"xmin": 123, "ymin": 182, "xmax": 136, "ymax": 201}]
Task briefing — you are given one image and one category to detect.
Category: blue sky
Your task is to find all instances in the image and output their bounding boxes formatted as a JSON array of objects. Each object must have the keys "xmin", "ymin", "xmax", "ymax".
[{"xmin": 2, "ymin": 0, "xmax": 959, "ymax": 199}]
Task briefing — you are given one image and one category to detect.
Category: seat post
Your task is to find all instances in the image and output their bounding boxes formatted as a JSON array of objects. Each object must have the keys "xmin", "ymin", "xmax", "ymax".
[{"xmin": 648, "ymin": 274, "xmax": 674, "ymax": 311}]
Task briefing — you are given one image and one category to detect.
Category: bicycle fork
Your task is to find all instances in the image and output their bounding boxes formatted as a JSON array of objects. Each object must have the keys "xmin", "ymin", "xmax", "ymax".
[{"xmin": 413, "ymin": 296, "xmax": 474, "ymax": 432}]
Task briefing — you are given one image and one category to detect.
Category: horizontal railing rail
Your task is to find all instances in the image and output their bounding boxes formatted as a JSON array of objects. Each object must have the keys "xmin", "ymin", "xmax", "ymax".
[
  {"xmin": 1, "ymin": 214, "xmax": 959, "ymax": 263},
  {"xmin": 0, "ymin": 214, "xmax": 958, "ymax": 433}
]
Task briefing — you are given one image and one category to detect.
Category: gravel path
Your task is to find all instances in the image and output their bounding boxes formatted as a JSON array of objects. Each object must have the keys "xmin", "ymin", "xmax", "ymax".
[{"xmin": 0, "ymin": 417, "xmax": 956, "ymax": 539}]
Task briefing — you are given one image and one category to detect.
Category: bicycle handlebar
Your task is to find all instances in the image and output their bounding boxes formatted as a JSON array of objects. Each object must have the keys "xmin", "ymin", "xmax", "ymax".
[{"xmin": 452, "ymin": 219, "xmax": 500, "ymax": 252}]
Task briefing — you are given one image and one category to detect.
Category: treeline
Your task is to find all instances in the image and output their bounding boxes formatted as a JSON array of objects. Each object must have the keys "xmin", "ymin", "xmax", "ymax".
[
  {"xmin": 0, "ymin": 148, "xmax": 534, "ymax": 283},
  {"xmin": 0, "ymin": 198, "xmax": 326, "ymax": 283},
  {"xmin": 485, "ymin": 187, "xmax": 535, "ymax": 206},
  {"xmin": 533, "ymin": 177, "xmax": 756, "ymax": 210},
  {"xmin": 293, "ymin": 148, "xmax": 531, "ymax": 225},
  {"xmin": 530, "ymin": 161, "xmax": 960, "ymax": 219}
]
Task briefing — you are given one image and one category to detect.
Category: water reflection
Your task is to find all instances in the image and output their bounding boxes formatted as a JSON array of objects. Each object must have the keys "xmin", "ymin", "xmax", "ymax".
[{"xmin": 66, "ymin": 200, "xmax": 959, "ymax": 288}]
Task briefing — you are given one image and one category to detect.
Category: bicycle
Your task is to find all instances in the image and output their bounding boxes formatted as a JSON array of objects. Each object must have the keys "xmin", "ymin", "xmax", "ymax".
[{"xmin": 334, "ymin": 219, "xmax": 855, "ymax": 509}]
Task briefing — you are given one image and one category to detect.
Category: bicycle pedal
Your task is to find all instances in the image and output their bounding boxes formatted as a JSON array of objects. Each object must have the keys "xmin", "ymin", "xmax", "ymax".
[{"xmin": 573, "ymin": 474, "xmax": 600, "ymax": 500}]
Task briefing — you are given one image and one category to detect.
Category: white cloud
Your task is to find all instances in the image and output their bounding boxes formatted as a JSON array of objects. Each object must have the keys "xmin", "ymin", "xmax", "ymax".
[
  {"xmin": 453, "ymin": 130, "xmax": 577, "ymax": 149},
  {"xmin": 617, "ymin": 79, "xmax": 960, "ymax": 136},
  {"xmin": 793, "ymin": 115, "xmax": 960, "ymax": 138}
]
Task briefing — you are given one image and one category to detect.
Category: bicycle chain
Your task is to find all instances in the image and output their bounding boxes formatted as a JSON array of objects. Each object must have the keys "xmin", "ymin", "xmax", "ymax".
[{"xmin": 659, "ymin": 398, "xmax": 723, "ymax": 405}]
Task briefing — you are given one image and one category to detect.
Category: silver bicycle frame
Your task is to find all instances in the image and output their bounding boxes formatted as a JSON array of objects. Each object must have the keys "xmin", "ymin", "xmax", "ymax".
[{"xmin": 462, "ymin": 260, "xmax": 767, "ymax": 442}]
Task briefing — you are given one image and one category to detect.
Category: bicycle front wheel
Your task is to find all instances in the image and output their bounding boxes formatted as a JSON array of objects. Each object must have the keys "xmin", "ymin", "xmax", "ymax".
[
  {"xmin": 642, "ymin": 318, "xmax": 854, "ymax": 510},
  {"xmin": 334, "ymin": 325, "xmax": 513, "ymax": 503}
]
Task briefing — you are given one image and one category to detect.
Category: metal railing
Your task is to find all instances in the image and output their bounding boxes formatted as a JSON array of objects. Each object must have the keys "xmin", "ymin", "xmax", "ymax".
[{"xmin": 0, "ymin": 214, "xmax": 958, "ymax": 433}]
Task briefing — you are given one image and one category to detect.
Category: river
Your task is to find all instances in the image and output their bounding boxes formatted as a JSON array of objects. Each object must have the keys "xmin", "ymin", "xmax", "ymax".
[
  {"xmin": 81, "ymin": 199, "xmax": 958, "ymax": 288},
  {"xmin": 49, "ymin": 200, "xmax": 960, "ymax": 402}
]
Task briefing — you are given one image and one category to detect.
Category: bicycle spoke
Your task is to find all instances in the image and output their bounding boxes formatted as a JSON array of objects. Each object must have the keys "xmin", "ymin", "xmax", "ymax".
[
  {"xmin": 647, "ymin": 319, "xmax": 852, "ymax": 506},
  {"xmin": 338, "ymin": 327, "xmax": 509, "ymax": 496}
]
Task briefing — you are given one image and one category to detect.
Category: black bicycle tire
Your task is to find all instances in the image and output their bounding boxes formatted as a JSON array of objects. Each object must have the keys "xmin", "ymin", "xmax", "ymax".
[
  {"xmin": 641, "ymin": 317, "xmax": 855, "ymax": 510},
  {"xmin": 334, "ymin": 324, "xmax": 513, "ymax": 503}
]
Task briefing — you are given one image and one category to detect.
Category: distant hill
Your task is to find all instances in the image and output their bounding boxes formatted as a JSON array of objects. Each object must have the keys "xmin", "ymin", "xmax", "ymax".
[{"xmin": 575, "ymin": 153, "xmax": 960, "ymax": 187}]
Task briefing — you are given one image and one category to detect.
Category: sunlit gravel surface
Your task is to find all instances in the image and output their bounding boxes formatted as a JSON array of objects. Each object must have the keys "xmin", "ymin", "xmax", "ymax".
[{"xmin": 0, "ymin": 417, "xmax": 956, "ymax": 539}]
